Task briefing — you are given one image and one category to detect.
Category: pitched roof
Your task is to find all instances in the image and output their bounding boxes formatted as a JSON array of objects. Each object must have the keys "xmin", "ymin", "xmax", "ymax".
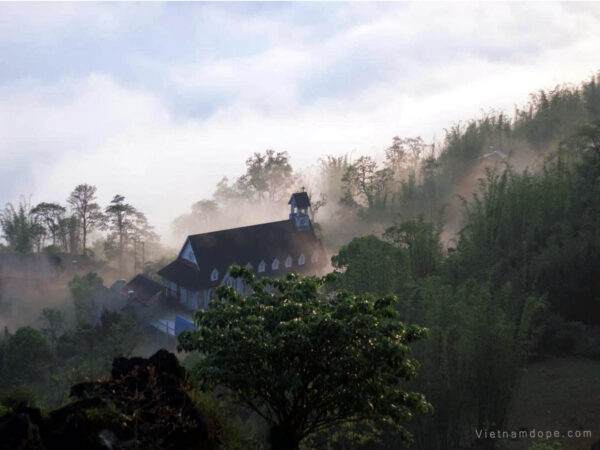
[
  {"xmin": 121, "ymin": 274, "xmax": 163, "ymax": 304},
  {"xmin": 289, "ymin": 192, "xmax": 310, "ymax": 208},
  {"xmin": 158, "ymin": 258, "xmax": 209, "ymax": 291},
  {"xmin": 158, "ymin": 219, "xmax": 327, "ymax": 291}
]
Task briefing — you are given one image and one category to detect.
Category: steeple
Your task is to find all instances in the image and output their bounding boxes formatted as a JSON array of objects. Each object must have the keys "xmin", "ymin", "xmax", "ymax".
[{"xmin": 288, "ymin": 190, "xmax": 311, "ymax": 230}]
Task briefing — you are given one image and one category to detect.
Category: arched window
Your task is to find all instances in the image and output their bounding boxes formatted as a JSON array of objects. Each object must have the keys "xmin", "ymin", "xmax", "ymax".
[
  {"xmin": 311, "ymin": 252, "xmax": 319, "ymax": 263},
  {"xmin": 285, "ymin": 256, "xmax": 292, "ymax": 268},
  {"xmin": 272, "ymin": 258, "xmax": 280, "ymax": 270},
  {"xmin": 258, "ymin": 260, "xmax": 266, "ymax": 273},
  {"xmin": 211, "ymin": 268, "xmax": 219, "ymax": 281},
  {"xmin": 298, "ymin": 254, "xmax": 305, "ymax": 265}
]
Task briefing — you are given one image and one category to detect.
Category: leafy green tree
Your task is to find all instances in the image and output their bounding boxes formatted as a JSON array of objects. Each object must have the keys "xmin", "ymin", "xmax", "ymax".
[
  {"xmin": 215, "ymin": 150, "xmax": 296, "ymax": 204},
  {"xmin": 39, "ymin": 308, "xmax": 65, "ymax": 351},
  {"xmin": 0, "ymin": 200, "xmax": 38, "ymax": 253},
  {"xmin": 97, "ymin": 309, "xmax": 141, "ymax": 362},
  {"xmin": 331, "ymin": 235, "xmax": 407, "ymax": 296},
  {"xmin": 383, "ymin": 218, "xmax": 443, "ymax": 279},
  {"xmin": 68, "ymin": 183, "xmax": 104, "ymax": 252},
  {"xmin": 179, "ymin": 266, "xmax": 431, "ymax": 450},
  {"xmin": 2, "ymin": 327, "xmax": 51, "ymax": 384},
  {"xmin": 104, "ymin": 194, "xmax": 136, "ymax": 267},
  {"xmin": 104, "ymin": 195, "xmax": 156, "ymax": 270},
  {"xmin": 31, "ymin": 202, "xmax": 66, "ymax": 246},
  {"xmin": 69, "ymin": 272, "xmax": 103, "ymax": 324},
  {"xmin": 57, "ymin": 214, "xmax": 80, "ymax": 254}
]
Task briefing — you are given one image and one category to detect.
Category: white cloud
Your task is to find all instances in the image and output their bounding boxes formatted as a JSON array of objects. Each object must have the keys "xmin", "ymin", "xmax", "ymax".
[{"xmin": 1, "ymin": 2, "xmax": 599, "ymax": 247}]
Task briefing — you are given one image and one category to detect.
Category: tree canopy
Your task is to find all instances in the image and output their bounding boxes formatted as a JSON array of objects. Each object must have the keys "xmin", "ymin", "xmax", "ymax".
[{"xmin": 178, "ymin": 266, "xmax": 431, "ymax": 450}]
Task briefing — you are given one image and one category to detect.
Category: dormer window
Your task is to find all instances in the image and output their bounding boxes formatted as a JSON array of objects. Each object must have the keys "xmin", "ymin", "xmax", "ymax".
[
  {"xmin": 272, "ymin": 258, "xmax": 279, "ymax": 270},
  {"xmin": 311, "ymin": 252, "xmax": 319, "ymax": 264},
  {"xmin": 258, "ymin": 260, "xmax": 266, "ymax": 273},
  {"xmin": 211, "ymin": 268, "xmax": 219, "ymax": 281},
  {"xmin": 298, "ymin": 254, "xmax": 306, "ymax": 265},
  {"xmin": 285, "ymin": 256, "xmax": 292, "ymax": 268}
]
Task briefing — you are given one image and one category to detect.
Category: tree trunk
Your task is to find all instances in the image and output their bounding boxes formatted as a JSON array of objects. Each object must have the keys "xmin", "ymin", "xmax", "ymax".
[{"xmin": 269, "ymin": 424, "xmax": 301, "ymax": 450}]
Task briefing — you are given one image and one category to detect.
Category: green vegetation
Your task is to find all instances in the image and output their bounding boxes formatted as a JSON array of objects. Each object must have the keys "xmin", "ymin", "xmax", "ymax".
[
  {"xmin": 1, "ymin": 72, "xmax": 600, "ymax": 448},
  {"xmin": 179, "ymin": 266, "xmax": 431, "ymax": 450},
  {"xmin": 0, "ymin": 273, "xmax": 142, "ymax": 411}
]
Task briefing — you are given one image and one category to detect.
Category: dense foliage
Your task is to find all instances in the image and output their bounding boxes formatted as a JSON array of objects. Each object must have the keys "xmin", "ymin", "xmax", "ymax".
[{"xmin": 179, "ymin": 266, "xmax": 431, "ymax": 450}]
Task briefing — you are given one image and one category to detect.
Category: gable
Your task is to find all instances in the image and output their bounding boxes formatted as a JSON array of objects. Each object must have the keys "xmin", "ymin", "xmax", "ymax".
[{"xmin": 179, "ymin": 239, "xmax": 198, "ymax": 266}]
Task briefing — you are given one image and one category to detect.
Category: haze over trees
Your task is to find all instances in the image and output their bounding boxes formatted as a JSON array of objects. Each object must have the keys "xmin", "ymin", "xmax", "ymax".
[{"xmin": 1, "ymin": 72, "xmax": 600, "ymax": 449}]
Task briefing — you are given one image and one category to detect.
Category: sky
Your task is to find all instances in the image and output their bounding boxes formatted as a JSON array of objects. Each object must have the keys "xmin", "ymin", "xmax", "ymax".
[{"xmin": 1, "ymin": 2, "xmax": 599, "ymax": 243}]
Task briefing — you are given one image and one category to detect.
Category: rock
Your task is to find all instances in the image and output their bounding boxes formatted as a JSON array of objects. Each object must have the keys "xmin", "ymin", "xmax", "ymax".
[
  {"xmin": 0, "ymin": 404, "xmax": 45, "ymax": 450},
  {"xmin": 148, "ymin": 348, "xmax": 185, "ymax": 380},
  {"xmin": 110, "ymin": 356, "xmax": 149, "ymax": 380},
  {"xmin": 1, "ymin": 350, "xmax": 219, "ymax": 449}
]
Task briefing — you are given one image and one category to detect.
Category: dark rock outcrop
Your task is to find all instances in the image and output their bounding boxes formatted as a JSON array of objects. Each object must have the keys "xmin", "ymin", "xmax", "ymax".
[{"xmin": 0, "ymin": 349, "xmax": 218, "ymax": 450}]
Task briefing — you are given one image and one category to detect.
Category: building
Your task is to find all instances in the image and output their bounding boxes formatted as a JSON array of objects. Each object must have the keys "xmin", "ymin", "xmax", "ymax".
[{"xmin": 156, "ymin": 191, "xmax": 328, "ymax": 312}]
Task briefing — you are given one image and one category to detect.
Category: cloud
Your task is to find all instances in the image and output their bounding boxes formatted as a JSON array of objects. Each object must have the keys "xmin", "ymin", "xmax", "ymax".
[{"xmin": 1, "ymin": 2, "xmax": 599, "ymax": 246}]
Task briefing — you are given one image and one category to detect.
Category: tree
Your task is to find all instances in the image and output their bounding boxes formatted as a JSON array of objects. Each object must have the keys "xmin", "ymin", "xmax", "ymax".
[
  {"xmin": 172, "ymin": 199, "xmax": 220, "ymax": 237},
  {"xmin": 331, "ymin": 235, "xmax": 407, "ymax": 295},
  {"xmin": 385, "ymin": 136, "xmax": 427, "ymax": 177},
  {"xmin": 0, "ymin": 200, "xmax": 38, "ymax": 253},
  {"xmin": 383, "ymin": 218, "xmax": 443, "ymax": 279},
  {"xmin": 104, "ymin": 195, "xmax": 145, "ymax": 270},
  {"xmin": 57, "ymin": 214, "xmax": 80, "ymax": 254},
  {"xmin": 39, "ymin": 308, "xmax": 65, "ymax": 351},
  {"xmin": 2, "ymin": 326, "xmax": 52, "ymax": 384},
  {"xmin": 31, "ymin": 202, "xmax": 66, "ymax": 246},
  {"xmin": 215, "ymin": 150, "xmax": 296, "ymax": 204},
  {"xmin": 341, "ymin": 156, "xmax": 392, "ymax": 210},
  {"xmin": 178, "ymin": 266, "xmax": 431, "ymax": 450},
  {"xmin": 68, "ymin": 184, "xmax": 104, "ymax": 252},
  {"xmin": 69, "ymin": 272, "xmax": 103, "ymax": 324}
]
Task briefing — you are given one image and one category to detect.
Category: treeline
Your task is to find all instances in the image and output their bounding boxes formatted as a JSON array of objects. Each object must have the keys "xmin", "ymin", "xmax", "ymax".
[
  {"xmin": 324, "ymin": 73, "xmax": 600, "ymax": 242},
  {"xmin": 0, "ymin": 185, "xmax": 158, "ymax": 271},
  {"xmin": 172, "ymin": 74, "xmax": 600, "ymax": 253},
  {"xmin": 327, "ymin": 119, "xmax": 600, "ymax": 448}
]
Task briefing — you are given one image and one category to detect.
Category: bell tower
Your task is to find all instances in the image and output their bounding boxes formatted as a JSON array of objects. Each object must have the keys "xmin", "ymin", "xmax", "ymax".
[{"xmin": 288, "ymin": 190, "xmax": 311, "ymax": 230}]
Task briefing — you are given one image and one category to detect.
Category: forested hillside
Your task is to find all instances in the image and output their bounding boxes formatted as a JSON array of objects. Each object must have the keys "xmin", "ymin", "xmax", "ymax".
[{"xmin": 1, "ymin": 73, "xmax": 599, "ymax": 449}]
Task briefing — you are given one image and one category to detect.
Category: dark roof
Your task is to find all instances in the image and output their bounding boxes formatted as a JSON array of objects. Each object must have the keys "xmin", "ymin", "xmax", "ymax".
[
  {"xmin": 121, "ymin": 274, "xmax": 163, "ymax": 304},
  {"xmin": 158, "ymin": 259, "xmax": 208, "ymax": 291},
  {"xmin": 158, "ymin": 219, "xmax": 327, "ymax": 291},
  {"xmin": 289, "ymin": 192, "xmax": 310, "ymax": 208}
]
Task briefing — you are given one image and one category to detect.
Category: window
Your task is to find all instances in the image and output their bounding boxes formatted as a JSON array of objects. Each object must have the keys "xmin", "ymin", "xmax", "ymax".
[
  {"xmin": 211, "ymin": 268, "xmax": 219, "ymax": 281},
  {"xmin": 311, "ymin": 252, "xmax": 319, "ymax": 263},
  {"xmin": 285, "ymin": 256, "xmax": 292, "ymax": 268},
  {"xmin": 298, "ymin": 254, "xmax": 306, "ymax": 265},
  {"xmin": 272, "ymin": 258, "xmax": 279, "ymax": 270},
  {"xmin": 258, "ymin": 260, "xmax": 266, "ymax": 273}
]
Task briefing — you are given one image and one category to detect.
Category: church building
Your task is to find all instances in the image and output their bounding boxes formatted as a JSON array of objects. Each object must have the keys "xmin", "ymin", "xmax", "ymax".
[{"xmin": 157, "ymin": 192, "xmax": 328, "ymax": 311}]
